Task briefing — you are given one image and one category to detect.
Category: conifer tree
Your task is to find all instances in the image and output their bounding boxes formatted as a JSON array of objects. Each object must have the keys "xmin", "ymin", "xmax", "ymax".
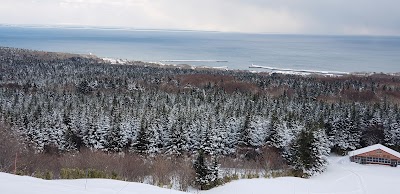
[
  {"xmin": 193, "ymin": 149, "xmax": 220, "ymax": 190},
  {"xmin": 133, "ymin": 118, "xmax": 150, "ymax": 154},
  {"xmin": 194, "ymin": 149, "xmax": 208, "ymax": 190},
  {"xmin": 289, "ymin": 122, "xmax": 329, "ymax": 177}
]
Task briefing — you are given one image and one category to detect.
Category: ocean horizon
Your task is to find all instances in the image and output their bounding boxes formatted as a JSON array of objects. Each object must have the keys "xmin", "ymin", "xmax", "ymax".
[{"xmin": 0, "ymin": 25, "xmax": 399, "ymax": 73}]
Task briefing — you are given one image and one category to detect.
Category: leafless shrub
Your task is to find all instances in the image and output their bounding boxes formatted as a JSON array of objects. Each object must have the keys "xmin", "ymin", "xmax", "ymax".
[
  {"xmin": 59, "ymin": 149, "xmax": 148, "ymax": 182},
  {"xmin": 220, "ymin": 156, "xmax": 262, "ymax": 169},
  {"xmin": 258, "ymin": 146, "xmax": 288, "ymax": 171},
  {"xmin": 118, "ymin": 154, "xmax": 149, "ymax": 182},
  {"xmin": 150, "ymin": 156, "xmax": 175, "ymax": 186},
  {"xmin": 17, "ymin": 152, "xmax": 61, "ymax": 177},
  {"xmin": 219, "ymin": 146, "xmax": 288, "ymax": 180},
  {"xmin": 0, "ymin": 122, "xmax": 23, "ymax": 172},
  {"xmin": 171, "ymin": 157, "xmax": 195, "ymax": 191},
  {"xmin": 147, "ymin": 156, "xmax": 195, "ymax": 190},
  {"xmin": 1, "ymin": 142, "xmax": 195, "ymax": 191}
]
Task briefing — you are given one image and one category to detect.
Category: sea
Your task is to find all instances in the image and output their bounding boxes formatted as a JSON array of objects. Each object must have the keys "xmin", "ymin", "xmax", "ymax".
[{"xmin": 0, "ymin": 26, "xmax": 399, "ymax": 73}]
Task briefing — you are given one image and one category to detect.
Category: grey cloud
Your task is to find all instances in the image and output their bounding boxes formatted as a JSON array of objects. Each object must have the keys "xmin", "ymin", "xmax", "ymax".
[{"xmin": 0, "ymin": 0, "xmax": 399, "ymax": 35}]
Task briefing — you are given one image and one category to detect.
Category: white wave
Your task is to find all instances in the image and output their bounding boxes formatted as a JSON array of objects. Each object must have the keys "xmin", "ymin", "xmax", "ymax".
[
  {"xmin": 102, "ymin": 57, "xmax": 127, "ymax": 65},
  {"xmin": 249, "ymin": 64, "xmax": 349, "ymax": 75},
  {"xmin": 160, "ymin": 60, "xmax": 228, "ymax": 63},
  {"xmin": 212, "ymin": 66, "xmax": 229, "ymax": 70}
]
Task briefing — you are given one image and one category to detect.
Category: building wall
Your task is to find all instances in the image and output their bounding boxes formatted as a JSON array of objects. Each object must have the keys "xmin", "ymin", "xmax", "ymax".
[
  {"xmin": 353, "ymin": 149, "xmax": 400, "ymax": 160},
  {"xmin": 350, "ymin": 148, "xmax": 400, "ymax": 167}
]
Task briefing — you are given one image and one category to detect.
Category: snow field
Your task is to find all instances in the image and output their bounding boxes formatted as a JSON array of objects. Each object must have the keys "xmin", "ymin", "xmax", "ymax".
[
  {"xmin": 1, "ymin": 156, "xmax": 399, "ymax": 194},
  {"xmin": 202, "ymin": 156, "xmax": 400, "ymax": 194},
  {"xmin": 0, "ymin": 172, "xmax": 186, "ymax": 194}
]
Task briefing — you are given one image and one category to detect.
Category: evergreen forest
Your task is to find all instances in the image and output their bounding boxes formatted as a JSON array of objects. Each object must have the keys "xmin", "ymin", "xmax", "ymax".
[{"xmin": 1, "ymin": 47, "xmax": 400, "ymax": 190}]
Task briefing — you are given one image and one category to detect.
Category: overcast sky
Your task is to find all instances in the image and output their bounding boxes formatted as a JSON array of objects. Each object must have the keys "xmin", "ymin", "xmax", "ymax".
[{"xmin": 1, "ymin": 0, "xmax": 399, "ymax": 35}]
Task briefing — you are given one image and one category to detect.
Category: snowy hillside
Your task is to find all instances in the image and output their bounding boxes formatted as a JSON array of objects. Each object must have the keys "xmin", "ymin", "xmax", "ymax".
[
  {"xmin": 1, "ymin": 156, "xmax": 399, "ymax": 194},
  {"xmin": 204, "ymin": 156, "xmax": 400, "ymax": 194},
  {"xmin": 0, "ymin": 172, "xmax": 187, "ymax": 194}
]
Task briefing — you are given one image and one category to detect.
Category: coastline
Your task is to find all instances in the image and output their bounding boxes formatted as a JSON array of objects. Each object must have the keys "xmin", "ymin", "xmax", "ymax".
[
  {"xmin": 1, "ymin": 45, "xmax": 399, "ymax": 77},
  {"xmin": 101, "ymin": 55, "xmax": 399, "ymax": 77},
  {"xmin": 1, "ymin": 25, "xmax": 400, "ymax": 73}
]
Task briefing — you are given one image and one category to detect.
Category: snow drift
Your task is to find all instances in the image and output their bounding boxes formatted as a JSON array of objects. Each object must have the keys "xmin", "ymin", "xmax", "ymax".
[{"xmin": 1, "ymin": 156, "xmax": 399, "ymax": 194}]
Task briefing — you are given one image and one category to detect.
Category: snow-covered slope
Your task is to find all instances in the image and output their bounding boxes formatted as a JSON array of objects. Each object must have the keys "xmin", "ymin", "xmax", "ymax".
[
  {"xmin": 202, "ymin": 156, "xmax": 400, "ymax": 194},
  {"xmin": 0, "ymin": 172, "xmax": 186, "ymax": 194},
  {"xmin": 1, "ymin": 156, "xmax": 399, "ymax": 194}
]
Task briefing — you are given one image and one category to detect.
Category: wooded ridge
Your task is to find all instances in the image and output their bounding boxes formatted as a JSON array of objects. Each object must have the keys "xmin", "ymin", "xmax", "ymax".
[{"xmin": 1, "ymin": 47, "xmax": 399, "ymax": 189}]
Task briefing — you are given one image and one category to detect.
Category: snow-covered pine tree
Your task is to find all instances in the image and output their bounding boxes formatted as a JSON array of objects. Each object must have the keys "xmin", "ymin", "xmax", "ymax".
[
  {"xmin": 193, "ymin": 149, "xmax": 221, "ymax": 190},
  {"xmin": 208, "ymin": 155, "xmax": 221, "ymax": 187},
  {"xmin": 224, "ymin": 117, "xmax": 240, "ymax": 155},
  {"xmin": 194, "ymin": 149, "xmax": 208, "ymax": 190},
  {"xmin": 200, "ymin": 115, "xmax": 215, "ymax": 155},
  {"xmin": 63, "ymin": 109, "xmax": 82, "ymax": 151},
  {"xmin": 83, "ymin": 114, "xmax": 108, "ymax": 150},
  {"xmin": 106, "ymin": 121, "xmax": 126, "ymax": 152},
  {"xmin": 384, "ymin": 111, "xmax": 400, "ymax": 148},
  {"xmin": 288, "ymin": 122, "xmax": 330, "ymax": 177},
  {"xmin": 248, "ymin": 115, "xmax": 267, "ymax": 147},
  {"xmin": 165, "ymin": 119, "xmax": 188, "ymax": 156},
  {"xmin": 329, "ymin": 112, "xmax": 360, "ymax": 154},
  {"xmin": 146, "ymin": 119, "xmax": 162, "ymax": 156},
  {"xmin": 187, "ymin": 118, "xmax": 202, "ymax": 153},
  {"xmin": 361, "ymin": 111, "xmax": 385, "ymax": 146},
  {"xmin": 238, "ymin": 113, "xmax": 251, "ymax": 147},
  {"xmin": 132, "ymin": 118, "xmax": 150, "ymax": 154},
  {"xmin": 210, "ymin": 122, "xmax": 223, "ymax": 155}
]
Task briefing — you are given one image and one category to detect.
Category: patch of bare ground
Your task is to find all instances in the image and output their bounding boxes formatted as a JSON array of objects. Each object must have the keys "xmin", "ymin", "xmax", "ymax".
[
  {"xmin": 264, "ymin": 86, "xmax": 294, "ymax": 98},
  {"xmin": 176, "ymin": 74, "xmax": 259, "ymax": 93},
  {"xmin": 340, "ymin": 89, "xmax": 379, "ymax": 102}
]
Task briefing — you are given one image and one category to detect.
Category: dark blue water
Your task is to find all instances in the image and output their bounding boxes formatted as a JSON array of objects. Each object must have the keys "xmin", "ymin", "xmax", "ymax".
[{"xmin": 0, "ymin": 26, "xmax": 399, "ymax": 73}]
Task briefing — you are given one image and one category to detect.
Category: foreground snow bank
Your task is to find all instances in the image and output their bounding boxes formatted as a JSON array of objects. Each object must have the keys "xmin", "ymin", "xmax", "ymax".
[
  {"xmin": 0, "ymin": 172, "xmax": 186, "ymax": 194},
  {"xmin": 1, "ymin": 156, "xmax": 399, "ymax": 194}
]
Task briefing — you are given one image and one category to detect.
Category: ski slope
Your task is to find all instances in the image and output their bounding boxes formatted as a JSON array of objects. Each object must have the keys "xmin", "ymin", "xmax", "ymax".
[{"xmin": 1, "ymin": 156, "xmax": 399, "ymax": 194}]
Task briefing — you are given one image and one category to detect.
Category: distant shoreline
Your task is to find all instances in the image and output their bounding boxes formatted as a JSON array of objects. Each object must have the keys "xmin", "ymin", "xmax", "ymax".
[
  {"xmin": 1, "ymin": 26, "xmax": 399, "ymax": 73},
  {"xmin": 2, "ymin": 45, "xmax": 399, "ymax": 77},
  {"xmin": 102, "ymin": 55, "xmax": 400, "ymax": 77}
]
